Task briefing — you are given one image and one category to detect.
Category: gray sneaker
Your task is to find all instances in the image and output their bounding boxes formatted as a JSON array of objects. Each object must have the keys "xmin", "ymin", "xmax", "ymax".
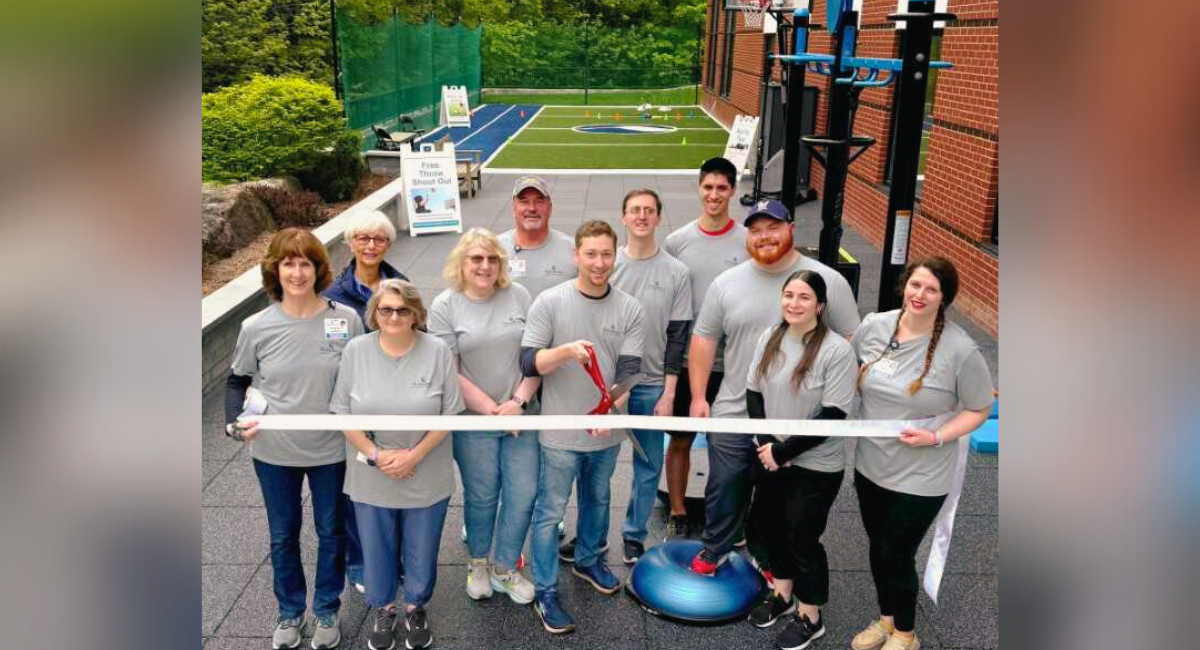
[
  {"xmin": 272, "ymin": 614, "xmax": 309, "ymax": 649},
  {"xmin": 311, "ymin": 612, "xmax": 341, "ymax": 649}
]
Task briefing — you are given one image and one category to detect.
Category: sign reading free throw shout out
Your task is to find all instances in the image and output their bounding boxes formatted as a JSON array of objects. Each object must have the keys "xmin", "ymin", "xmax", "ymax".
[
  {"xmin": 723, "ymin": 115, "xmax": 760, "ymax": 181},
  {"xmin": 399, "ymin": 141, "xmax": 464, "ymax": 237}
]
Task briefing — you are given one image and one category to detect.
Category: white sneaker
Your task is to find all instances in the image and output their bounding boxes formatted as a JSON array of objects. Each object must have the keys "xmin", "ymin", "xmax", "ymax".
[
  {"xmin": 466, "ymin": 557, "xmax": 493, "ymax": 600},
  {"xmin": 490, "ymin": 566, "xmax": 536, "ymax": 605}
]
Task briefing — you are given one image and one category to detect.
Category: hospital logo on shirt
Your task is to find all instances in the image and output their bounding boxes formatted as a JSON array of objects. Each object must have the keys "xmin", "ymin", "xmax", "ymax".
[
  {"xmin": 602, "ymin": 324, "xmax": 623, "ymax": 338},
  {"xmin": 725, "ymin": 256, "xmax": 741, "ymax": 266},
  {"xmin": 545, "ymin": 265, "xmax": 565, "ymax": 277},
  {"xmin": 648, "ymin": 280, "xmax": 665, "ymax": 292},
  {"xmin": 411, "ymin": 376, "xmax": 432, "ymax": 387},
  {"xmin": 503, "ymin": 314, "xmax": 526, "ymax": 325}
]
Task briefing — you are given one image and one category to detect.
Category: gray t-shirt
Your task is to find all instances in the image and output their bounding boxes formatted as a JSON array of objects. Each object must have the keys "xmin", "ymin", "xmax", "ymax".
[
  {"xmin": 693, "ymin": 255, "xmax": 860, "ymax": 418},
  {"xmin": 610, "ymin": 247, "xmax": 692, "ymax": 385},
  {"xmin": 427, "ymin": 284, "xmax": 532, "ymax": 406},
  {"xmin": 522, "ymin": 281, "xmax": 646, "ymax": 451},
  {"xmin": 231, "ymin": 301, "xmax": 364, "ymax": 467},
  {"xmin": 664, "ymin": 218, "xmax": 748, "ymax": 373},
  {"xmin": 746, "ymin": 327, "xmax": 857, "ymax": 472},
  {"xmin": 852, "ymin": 310, "xmax": 995, "ymax": 496},
  {"xmin": 497, "ymin": 229, "xmax": 577, "ymax": 300},
  {"xmin": 330, "ymin": 331, "xmax": 465, "ymax": 508}
]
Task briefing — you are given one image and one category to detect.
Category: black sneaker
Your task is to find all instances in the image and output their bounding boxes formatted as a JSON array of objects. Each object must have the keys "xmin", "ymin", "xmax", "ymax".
[
  {"xmin": 558, "ymin": 536, "xmax": 609, "ymax": 563},
  {"xmin": 777, "ymin": 613, "xmax": 825, "ymax": 650},
  {"xmin": 367, "ymin": 606, "xmax": 398, "ymax": 650},
  {"xmin": 665, "ymin": 514, "xmax": 689, "ymax": 539},
  {"xmin": 748, "ymin": 592, "xmax": 796, "ymax": 628},
  {"xmin": 621, "ymin": 539, "xmax": 645, "ymax": 564},
  {"xmin": 403, "ymin": 607, "xmax": 432, "ymax": 650}
]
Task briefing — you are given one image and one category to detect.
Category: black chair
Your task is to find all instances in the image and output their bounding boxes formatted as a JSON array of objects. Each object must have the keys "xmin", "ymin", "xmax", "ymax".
[{"xmin": 372, "ymin": 125, "xmax": 405, "ymax": 151}]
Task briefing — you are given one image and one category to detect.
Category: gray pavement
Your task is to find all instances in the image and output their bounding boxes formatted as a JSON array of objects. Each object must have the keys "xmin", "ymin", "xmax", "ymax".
[{"xmin": 202, "ymin": 174, "xmax": 999, "ymax": 649}]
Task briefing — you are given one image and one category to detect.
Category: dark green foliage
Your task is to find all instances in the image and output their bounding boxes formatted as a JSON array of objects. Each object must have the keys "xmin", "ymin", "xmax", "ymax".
[
  {"xmin": 296, "ymin": 131, "xmax": 365, "ymax": 202},
  {"xmin": 251, "ymin": 185, "xmax": 326, "ymax": 228},
  {"xmin": 202, "ymin": 75, "xmax": 345, "ymax": 183}
]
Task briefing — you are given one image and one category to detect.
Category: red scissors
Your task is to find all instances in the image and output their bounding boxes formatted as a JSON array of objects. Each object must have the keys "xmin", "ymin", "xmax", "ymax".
[{"xmin": 581, "ymin": 346, "xmax": 648, "ymax": 461}]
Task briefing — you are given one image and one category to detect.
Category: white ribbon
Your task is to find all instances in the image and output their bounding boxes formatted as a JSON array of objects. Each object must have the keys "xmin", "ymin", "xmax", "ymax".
[
  {"xmin": 922, "ymin": 434, "xmax": 971, "ymax": 604},
  {"xmin": 249, "ymin": 413, "xmax": 942, "ymax": 438}
]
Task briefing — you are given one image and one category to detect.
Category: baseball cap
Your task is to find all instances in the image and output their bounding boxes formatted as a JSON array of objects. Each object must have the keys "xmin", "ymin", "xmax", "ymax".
[
  {"xmin": 743, "ymin": 198, "xmax": 793, "ymax": 225},
  {"xmin": 512, "ymin": 175, "xmax": 551, "ymax": 198}
]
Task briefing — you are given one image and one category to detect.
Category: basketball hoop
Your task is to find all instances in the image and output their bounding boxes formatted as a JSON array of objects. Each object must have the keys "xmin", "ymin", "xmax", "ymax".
[{"xmin": 739, "ymin": 0, "xmax": 770, "ymax": 29}]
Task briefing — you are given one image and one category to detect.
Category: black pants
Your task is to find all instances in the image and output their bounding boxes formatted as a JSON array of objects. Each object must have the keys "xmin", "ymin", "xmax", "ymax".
[
  {"xmin": 747, "ymin": 465, "xmax": 844, "ymax": 606},
  {"xmin": 854, "ymin": 470, "xmax": 946, "ymax": 632}
]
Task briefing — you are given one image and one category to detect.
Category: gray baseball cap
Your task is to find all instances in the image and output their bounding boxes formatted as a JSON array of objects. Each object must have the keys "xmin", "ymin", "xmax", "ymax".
[{"xmin": 512, "ymin": 175, "xmax": 551, "ymax": 198}]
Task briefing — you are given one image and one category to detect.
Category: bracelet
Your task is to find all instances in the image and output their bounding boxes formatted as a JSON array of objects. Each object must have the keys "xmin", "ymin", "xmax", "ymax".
[
  {"xmin": 934, "ymin": 429, "xmax": 944, "ymax": 448},
  {"xmin": 511, "ymin": 395, "xmax": 527, "ymax": 409}
]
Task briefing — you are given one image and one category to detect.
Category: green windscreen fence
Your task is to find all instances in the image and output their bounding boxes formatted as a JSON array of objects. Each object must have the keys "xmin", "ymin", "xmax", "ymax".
[
  {"xmin": 481, "ymin": 23, "xmax": 701, "ymax": 91},
  {"xmin": 337, "ymin": 13, "xmax": 481, "ymax": 137}
]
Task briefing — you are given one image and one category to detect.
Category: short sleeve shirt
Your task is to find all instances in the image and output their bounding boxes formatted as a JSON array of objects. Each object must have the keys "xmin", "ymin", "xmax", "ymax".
[
  {"xmin": 497, "ymin": 229, "xmax": 577, "ymax": 300},
  {"xmin": 611, "ymin": 247, "xmax": 692, "ymax": 385},
  {"xmin": 427, "ymin": 284, "xmax": 532, "ymax": 406},
  {"xmin": 230, "ymin": 302, "xmax": 364, "ymax": 466},
  {"xmin": 330, "ymin": 331, "xmax": 465, "ymax": 508},
  {"xmin": 664, "ymin": 219, "xmax": 748, "ymax": 372},
  {"xmin": 521, "ymin": 282, "xmax": 645, "ymax": 451},
  {"xmin": 853, "ymin": 310, "xmax": 995, "ymax": 496},
  {"xmin": 694, "ymin": 255, "xmax": 860, "ymax": 418},
  {"xmin": 746, "ymin": 328, "xmax": 857, "ymax": 472}
]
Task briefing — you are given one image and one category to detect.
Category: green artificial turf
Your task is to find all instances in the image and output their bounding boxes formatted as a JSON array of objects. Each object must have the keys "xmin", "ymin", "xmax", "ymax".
[
  {"xmin": 487, "ymin": 104, "xmax": 729, "ymax": 170},
  {"xmin": 483, "ymin": 86, "xmax": 700, "ymax": 106}
]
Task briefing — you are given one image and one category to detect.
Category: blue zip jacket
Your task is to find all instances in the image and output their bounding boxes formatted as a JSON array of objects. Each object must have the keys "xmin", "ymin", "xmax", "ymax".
[{"xmin": 323, "ymin": 258, "xmax": 408, "ymax": 324}]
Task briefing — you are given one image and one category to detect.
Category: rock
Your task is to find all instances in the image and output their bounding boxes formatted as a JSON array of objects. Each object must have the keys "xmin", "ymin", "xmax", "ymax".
[{"xmin": 201, "ymin": 178, "xmax": 297, "ymax": 259}]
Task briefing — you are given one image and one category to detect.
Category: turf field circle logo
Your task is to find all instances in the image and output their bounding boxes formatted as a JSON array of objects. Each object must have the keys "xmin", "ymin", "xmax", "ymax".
[{"xmin": 573, "ymin": 124, "xmax": 679, "ymax": 134}]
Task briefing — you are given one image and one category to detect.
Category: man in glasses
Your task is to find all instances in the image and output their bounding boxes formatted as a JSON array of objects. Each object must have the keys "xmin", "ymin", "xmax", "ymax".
[
  {"xmin": 519, "ymin": 220, "xmax": 645, "ymax": 635},
  {"xmin": 497, "ymin": 175, "xmax": 577, "ymax": 300}
]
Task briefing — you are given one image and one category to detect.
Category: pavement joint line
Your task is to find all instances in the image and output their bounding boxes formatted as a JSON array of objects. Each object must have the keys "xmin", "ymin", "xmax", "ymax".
[{"xmin": 211, "ymin": 554, "xmax": 270, "ymax": 637}]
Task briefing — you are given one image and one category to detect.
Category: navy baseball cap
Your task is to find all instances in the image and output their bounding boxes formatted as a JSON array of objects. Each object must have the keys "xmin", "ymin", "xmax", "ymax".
[{"xmin": 743, "ymin": 198, "xmax": 793, "ymax": 226}]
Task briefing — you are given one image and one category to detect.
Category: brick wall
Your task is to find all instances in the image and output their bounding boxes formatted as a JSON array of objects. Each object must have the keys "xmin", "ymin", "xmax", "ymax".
[{"xmin": 701, "ymin": 0, "xmax": 999, "ymax": 336}]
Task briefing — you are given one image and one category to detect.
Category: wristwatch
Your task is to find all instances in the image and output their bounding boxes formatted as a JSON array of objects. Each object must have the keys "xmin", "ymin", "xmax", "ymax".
[
  {"xmin": 367, "ymin": 446, "xmax": 379, "ymax": 467},
  {"xmin": 225, "ymin": 422, "xmax": 244, "ymax": 442}
]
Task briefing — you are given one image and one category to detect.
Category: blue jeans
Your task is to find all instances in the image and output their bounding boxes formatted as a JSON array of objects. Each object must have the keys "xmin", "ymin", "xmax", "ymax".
[
  {"xmin": 621, "ymin": 384, "xmax": 666, "ymax": 544},
  {"xmin": 530, "ymin": 445, "xmax": 620, "ymax": 591},
  {"xmin": 253, "ymin": 459, "xmax": 346, "ymax": 618},
  {"xmin": 353, "ymin": 498, "xmax": 449, "ymax": 609},
  {"xmin": 452, "ymin": 430, "xmax": 540, "ymax": 571}
]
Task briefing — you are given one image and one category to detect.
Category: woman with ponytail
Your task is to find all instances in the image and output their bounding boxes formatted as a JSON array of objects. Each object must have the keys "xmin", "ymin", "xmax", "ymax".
[
  {"xmin": 849, "ymin": 257, "xmax": 994, "ymax": 650},
  {"xmin": 742, "ymin": 270, "xmax": 858, "ymax": 650}
]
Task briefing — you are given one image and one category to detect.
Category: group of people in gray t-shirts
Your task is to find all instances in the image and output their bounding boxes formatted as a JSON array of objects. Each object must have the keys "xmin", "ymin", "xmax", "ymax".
[{"xmin": 224, "ymin": 158, "xmax": 993, "ymax": 650}]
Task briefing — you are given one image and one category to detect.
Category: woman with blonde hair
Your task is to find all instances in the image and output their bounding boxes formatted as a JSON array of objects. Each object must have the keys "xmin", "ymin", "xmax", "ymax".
[
  {"xmin": 331, "ymin": 279, "xmax": 463, "ymax": 650},
  {"xmin": 850, "ymin": 257, "xmax": 994, "ymax": 650},
  {"xmin": 225, "ymin": 228, "xmax": 364, "ymax": 649},
  {"xmin": 427, "ymin": 228, "xmax": 541, "ymax": 606}
]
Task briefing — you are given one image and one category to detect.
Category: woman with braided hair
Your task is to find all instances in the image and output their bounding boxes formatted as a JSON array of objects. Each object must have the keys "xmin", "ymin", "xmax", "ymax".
[{"xmin": 849, "ymin": 257, "xmax": 994, "ymax": 650}]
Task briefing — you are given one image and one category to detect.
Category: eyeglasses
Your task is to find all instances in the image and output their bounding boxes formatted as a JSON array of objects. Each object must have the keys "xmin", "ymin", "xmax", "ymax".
[
  {"xmin": 466, "ymin": 254, "xmax": 501, "ymax": 266},
  {"xmin": 624, "ymin": 206, "xmax": 658, "ymax": 216},
  {"xmin": 377, "ymin": 306, "xmax": 413, "ymax": 319},
  {"xmin": 354, "ymin": 235, "xmax": 390, "ymax": 247}
]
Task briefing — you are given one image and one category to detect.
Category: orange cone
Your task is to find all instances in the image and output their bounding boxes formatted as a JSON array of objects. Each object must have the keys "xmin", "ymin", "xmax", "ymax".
[{"xmin": 615, "ymin": 113, "xmax": 622, "ymax": 121}]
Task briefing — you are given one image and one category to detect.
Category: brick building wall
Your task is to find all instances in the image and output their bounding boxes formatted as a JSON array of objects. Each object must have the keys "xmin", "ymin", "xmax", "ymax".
[{"xmin": 700, "ymin": 0, "xmax": 999, "ymax": 336}]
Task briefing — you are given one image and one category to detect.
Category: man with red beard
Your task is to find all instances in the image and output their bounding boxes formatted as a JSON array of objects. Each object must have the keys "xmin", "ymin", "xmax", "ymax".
[{"xmin": 686, "ymin": 198, "xmax": 861, "ymax": 576}]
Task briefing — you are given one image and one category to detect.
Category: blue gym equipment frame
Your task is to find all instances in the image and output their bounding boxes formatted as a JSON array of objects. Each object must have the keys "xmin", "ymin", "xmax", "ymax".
[{"xmin": 766, "ymin": 0, "xmax": 954, "ymax": 310}]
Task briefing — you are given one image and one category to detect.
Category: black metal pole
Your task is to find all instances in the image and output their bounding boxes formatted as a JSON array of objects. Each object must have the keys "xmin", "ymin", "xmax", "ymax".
[
  {"xmin": 877, "ymin": 2, "xmax": 952, "ymax": 310},
  {"xmin": 814, "ymin": 10, "xmax": 859, "ymax": 267},
  {"xmin": 780, "ymin": 10, "xmax": 810, "ymax": 218},
  {"xmin": 330, "ymin": 0, "xmax": 343, "ymax": 107},
  {"xmin": 748, "ymin": 15, "xmax": 777, "ymax": 203}
]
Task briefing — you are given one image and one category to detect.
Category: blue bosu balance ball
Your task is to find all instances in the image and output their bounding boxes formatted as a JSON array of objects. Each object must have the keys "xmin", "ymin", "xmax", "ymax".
[{"xmin": 626, "ymin": 539, "xmax": 764, "ymax": 623}]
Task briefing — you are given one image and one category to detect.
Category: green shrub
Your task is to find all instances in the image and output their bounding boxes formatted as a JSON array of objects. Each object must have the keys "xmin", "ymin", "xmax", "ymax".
[
  {"xmin": 296, "ymin": 131, "xmax": 363, "ymax": 202},
  {"xmin": 203, "ymin": 75, "xmax": 345, "ymax": 183},
  {"xmin": 250, "ymin": 185, "xmax": 325, "ymax": 229}
]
